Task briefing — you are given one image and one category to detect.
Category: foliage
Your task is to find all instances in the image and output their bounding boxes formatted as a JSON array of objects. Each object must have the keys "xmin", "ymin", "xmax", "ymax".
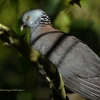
[
  {"xmin": 0, "ymin": 0, "xmax": 100, "ymax": 100},
  {"xmin": 69, "ymin": 0, "xmax": 81, "ymax": 7}
]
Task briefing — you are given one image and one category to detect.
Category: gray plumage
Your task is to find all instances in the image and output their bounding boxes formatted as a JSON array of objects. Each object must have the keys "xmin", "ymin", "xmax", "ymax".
[{"xmin": 21, "ymin": 9, "xmax": 100, "ymax": 100}]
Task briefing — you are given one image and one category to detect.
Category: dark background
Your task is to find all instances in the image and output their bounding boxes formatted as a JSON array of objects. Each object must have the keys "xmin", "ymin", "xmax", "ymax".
[{"xmin": 0, "ymin": 0, "xmax": 100, "ymax": 100}]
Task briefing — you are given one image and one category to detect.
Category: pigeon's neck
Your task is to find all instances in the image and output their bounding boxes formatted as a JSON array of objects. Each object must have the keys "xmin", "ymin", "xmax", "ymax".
[
  {"xmin": 30, "ymin": 26, "xmax": 41, "ymax": 45},
  {"xmin": 30, "ymin": 24, "xmax": 58, "ymax": 46}
]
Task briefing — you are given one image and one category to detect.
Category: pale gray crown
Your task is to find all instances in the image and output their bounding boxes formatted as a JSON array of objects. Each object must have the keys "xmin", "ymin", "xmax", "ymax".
[{"xmin": 22, "ymin": 9, "xmax": 51, "ymax": 28}]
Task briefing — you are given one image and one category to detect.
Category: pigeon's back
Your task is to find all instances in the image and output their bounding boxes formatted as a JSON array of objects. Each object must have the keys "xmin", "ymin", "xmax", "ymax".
[{"xmin": 31, "ymin": 30, "xmax": 100, "ymax": 100}]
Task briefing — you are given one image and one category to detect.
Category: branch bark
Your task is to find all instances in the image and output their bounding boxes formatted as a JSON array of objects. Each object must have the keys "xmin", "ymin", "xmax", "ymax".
[{"xmin": 0, "ymin": 23, "xmax": 68, "ymax": 100}]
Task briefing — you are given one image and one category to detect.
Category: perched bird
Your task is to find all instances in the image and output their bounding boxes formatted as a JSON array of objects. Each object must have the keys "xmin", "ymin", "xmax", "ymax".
[{"xmin": 21, "ymin": 9, "xmax": 100, "ymax": 100}]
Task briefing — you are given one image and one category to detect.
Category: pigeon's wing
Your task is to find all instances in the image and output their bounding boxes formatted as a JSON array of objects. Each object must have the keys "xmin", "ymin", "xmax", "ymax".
[{"xmin": 32, "ymin": 31, "xmax": 100, "ymax": 100}]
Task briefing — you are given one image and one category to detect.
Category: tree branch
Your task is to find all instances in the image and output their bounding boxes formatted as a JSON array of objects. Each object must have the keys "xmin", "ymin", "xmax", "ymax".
[{"xmin": 0, "ymin": 23, "xmax": 68, "ymax": 100}]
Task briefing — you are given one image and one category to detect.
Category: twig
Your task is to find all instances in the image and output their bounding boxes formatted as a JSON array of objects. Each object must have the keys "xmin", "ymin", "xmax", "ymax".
[{"xmin": 0, "ymin": 23, "xmax": 68, "ymax": 100}]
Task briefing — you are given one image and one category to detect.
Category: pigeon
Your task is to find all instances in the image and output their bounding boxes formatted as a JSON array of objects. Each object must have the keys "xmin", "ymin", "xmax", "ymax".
[{"xmin": 21, "ymin": 9, "xmax": 100, "ymax": 100}]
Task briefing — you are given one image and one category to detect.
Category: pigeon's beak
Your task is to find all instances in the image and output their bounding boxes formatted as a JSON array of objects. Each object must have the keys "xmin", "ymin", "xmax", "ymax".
[{"xmin": 21, "ymin": 23, "xmax": 26, "ymax": 31}]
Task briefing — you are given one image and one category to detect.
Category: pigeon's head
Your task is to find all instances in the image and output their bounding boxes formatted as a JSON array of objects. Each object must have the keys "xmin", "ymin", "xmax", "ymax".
[{"xmin": 21, "ymin": 9, "xmax": 51, "ymax": 31}]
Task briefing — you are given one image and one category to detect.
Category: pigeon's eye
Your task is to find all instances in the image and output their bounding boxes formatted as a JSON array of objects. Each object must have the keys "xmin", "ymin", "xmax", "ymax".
[{"xmin": 26, "ymin": 16, "xmax": 30, "ymax": 20}]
